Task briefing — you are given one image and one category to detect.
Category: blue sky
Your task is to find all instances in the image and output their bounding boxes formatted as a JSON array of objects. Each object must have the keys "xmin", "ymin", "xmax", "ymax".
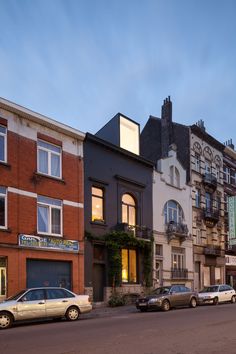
[{"xmin": 0, "ymin": 0, "xmax": 236, "ymax": 144}]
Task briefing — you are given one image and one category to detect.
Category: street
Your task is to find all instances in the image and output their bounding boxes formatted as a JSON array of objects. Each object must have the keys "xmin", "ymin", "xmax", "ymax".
[{"xmin": 1, "ymin": 303, "xmax": 236, "ymax": 354}]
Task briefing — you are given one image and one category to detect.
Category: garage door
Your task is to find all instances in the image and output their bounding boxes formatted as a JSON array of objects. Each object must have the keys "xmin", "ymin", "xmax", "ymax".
[{"xmin": 27, "ymin": 259, "xmax": 72, "ymax": 290}]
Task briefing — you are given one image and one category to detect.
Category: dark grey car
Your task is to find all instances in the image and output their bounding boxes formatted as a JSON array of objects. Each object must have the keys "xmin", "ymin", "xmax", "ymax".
[{"xmin": 136, "ymin": 285, "xmax": 198, "ymax": 312}]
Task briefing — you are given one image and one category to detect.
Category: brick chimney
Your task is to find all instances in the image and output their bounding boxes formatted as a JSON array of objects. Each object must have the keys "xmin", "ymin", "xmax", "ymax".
[{"xmin": 161, "ymin": 96, "xmax": 173, "ymax": 157}]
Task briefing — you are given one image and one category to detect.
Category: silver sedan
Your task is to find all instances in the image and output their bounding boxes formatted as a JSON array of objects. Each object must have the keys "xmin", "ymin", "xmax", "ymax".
[{"xmin": 0, "ymin": 287, "xmax": 92, "ymax": 329}]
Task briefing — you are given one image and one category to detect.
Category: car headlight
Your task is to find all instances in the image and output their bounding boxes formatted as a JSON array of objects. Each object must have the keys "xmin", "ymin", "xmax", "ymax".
[{"xmin": 148, "ymin": 298, "xmax": 160, "ymax": 304}]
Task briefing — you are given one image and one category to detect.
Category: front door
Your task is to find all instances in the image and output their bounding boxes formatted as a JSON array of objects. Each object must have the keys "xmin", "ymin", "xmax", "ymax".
[
  {"xmin": 93, "ymin": 264, "xmax": 105, "ymax": 302},
  {"xmin": 16, "ymin": 289, "xmax": 46, "ymax": 320}
]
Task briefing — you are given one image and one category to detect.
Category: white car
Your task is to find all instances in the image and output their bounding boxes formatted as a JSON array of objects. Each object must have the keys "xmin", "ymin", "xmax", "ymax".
[
  {"xmin": 0, "ymin": 287, "xmax": 92, "ymax": 329},
  {"xmin": 198, "ymin": 284, "xmax": 236, "ymax": 305}
]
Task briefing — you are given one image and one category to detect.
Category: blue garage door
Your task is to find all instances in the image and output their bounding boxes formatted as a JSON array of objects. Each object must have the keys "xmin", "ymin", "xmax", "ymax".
[{"xmin": 27, "ymin": 259, "xmax": 72, "ymax": 290}]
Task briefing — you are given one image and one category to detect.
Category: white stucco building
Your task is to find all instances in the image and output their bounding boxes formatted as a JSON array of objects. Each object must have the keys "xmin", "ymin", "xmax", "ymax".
[{"xmin": 153, "ymin": 145, "xmax": 194, "ymax": 289}]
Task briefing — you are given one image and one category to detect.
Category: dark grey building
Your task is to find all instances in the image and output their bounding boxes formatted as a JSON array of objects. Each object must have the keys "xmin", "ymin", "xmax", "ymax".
[{"xmin": 84, "ymin": 113, "xmax": 154, "ymax": 302}]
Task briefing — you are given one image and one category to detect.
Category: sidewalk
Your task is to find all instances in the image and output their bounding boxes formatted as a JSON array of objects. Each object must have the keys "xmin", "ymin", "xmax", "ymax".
[{"xmin": 83, "ymin": 303, "xmax": 136, "ymax": 319}]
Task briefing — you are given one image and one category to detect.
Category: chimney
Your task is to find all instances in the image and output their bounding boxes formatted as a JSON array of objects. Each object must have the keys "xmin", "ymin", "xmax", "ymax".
[
  {"xmin": 161, "ymin": 96, "xmax": 172, "ymax": 123},
  {"xmin": 161, "ymin": 96, "xmax": 173, "ymax": 157}
]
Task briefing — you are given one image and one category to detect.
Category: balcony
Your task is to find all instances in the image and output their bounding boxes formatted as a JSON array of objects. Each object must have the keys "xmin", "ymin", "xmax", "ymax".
[
  {"xmin": 203, "ymin": 208, "xmax": 219, "ymax": 226},
  {"xmin": 204, "ymin": 245, "xmax": 224, "ymax": 257},
  {"xmin": 171, "ymin": 268, "xmax": 188, "ymax": 279},
  {"xmin": 202, "ymin": 173, "xmax": 217, "ymax": 190},
  {"xmin": 166, "ymin": 221, "xmax": 189, "ymax": 243},
  {"xmin": 115, "ymin": 223, "xmax": 152, "ymax": 241}
]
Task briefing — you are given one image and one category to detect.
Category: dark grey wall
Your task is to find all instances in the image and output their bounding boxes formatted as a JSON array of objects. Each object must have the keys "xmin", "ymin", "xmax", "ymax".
[
  {"xmin": 84, "ymin": 134, "xmax": 153, "ymax": 287},
  {"xmin": 95, "ymin": 114, "xmax": 120, "ymax": 146}
]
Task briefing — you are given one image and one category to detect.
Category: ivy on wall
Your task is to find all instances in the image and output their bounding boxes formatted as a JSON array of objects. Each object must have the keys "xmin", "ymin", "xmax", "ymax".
[{"xmin": 85, "ymin": 230, "xmax": 153, "ymax": 288}]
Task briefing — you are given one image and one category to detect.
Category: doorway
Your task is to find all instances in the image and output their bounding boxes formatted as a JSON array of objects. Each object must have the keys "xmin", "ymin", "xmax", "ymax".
[{"xmin": 93, "ymin": 264, "xmax": 105, "ymax": 302}]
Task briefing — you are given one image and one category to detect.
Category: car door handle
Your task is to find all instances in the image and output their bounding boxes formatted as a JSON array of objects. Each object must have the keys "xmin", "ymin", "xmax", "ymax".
[
  {"xmin": 62, "ymin": 300, "xmax": 68, "ymax": 303},
  {"xmin": 38, "ymin": 302, "xmax": 45, "ymax": 305}
]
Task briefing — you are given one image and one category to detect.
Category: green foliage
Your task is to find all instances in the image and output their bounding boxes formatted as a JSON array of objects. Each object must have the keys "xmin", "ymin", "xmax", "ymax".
[
  {"xmin": 85, "ymin": 230, "xmax": 153, "ymax": 289},
  {"xmin": 108, "ymin": 291, "xmax": 126, "ymax": 307}
]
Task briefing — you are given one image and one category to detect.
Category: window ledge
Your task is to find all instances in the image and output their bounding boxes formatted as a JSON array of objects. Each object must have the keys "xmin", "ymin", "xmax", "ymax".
[
  {"xmin": 33, "ymin": 172, "xmax": 66, "ymax": 184},
  {"xmin": 0, "ymin": 161, "xmax": 11, "ymax": 169},
  {"xmin": 90, "ymin": 221, "xmax": 108, "ymax": 227},
  {"xmin": 0, "ymin": 227, "xmax": 12, "ymax": 233},
  {"xmin": 37, "ymin": 233, "xmax": 63, "ymax": 238}
]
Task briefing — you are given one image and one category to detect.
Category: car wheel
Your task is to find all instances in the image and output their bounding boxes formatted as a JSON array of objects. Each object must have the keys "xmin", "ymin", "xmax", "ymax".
[
  {"xmin": 213, "ymin": 297, "xmax": 219, "ymax": 305},
  {"xmin": 189, "ymin": 297, "xmax": 197, "ymax": 308},
  {"xmin": 140, "ymin": 308, "xmax": 147, "ymax": 312},
  {"xmin": 0, "ymin": 312, "xmax": 13, "ymax": 330},
  {"xmin": 65, "ymin": 306, "xmax": 80, "ymax": 321},
  {"xmin": 161, "ymin": 300, "xmax": 170, "ymax": 311},
  {"xmin": 231, "ymin": 295, "xmax": 236, "ymax": 304}
]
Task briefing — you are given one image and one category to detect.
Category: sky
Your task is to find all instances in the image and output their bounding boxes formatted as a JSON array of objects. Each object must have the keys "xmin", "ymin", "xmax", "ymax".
[{"xmin": 0, "ymin": 0, "xmax": 236, "ymax": 145}]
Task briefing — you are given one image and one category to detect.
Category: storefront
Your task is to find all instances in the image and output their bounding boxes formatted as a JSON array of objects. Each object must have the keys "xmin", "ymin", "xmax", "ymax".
[{"xmin": 226, "ymin": 255, "xmax": 236, "ymax": 289}]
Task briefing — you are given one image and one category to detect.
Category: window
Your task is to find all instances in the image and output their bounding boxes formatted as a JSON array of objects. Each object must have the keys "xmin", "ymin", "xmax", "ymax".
[
  {"xmin": 0, "ymin": 125, "xmax": 7, "ymax": 163},
  {"xmin": 155, "ymin": 244, "xmax": 162, "ymax": 256},
  {"xmin": 122, "ymin": 194, "xmax": 136, "ymax": 226},
  {"xmin": 37, "ymin": 196, "xmax": 62, "ymax": 236},
  {"xmin": 155, "ymin": 261, "xmax": 162, "ymax": 282},
  {"xmin": 231, "ymin": 170, "xmax": 236, "ymax": 186},
  {"xmin": 215, "ymin": 165, "xmax": 220, "ymax": 182},
  {"xmin": 122, "ymin": 249, "xmax": 137, "ymax": 283},
  {"xmin": 46, "ymin": 288, "xmax": 74, "ymax": 299},
  {"xmin": 92, "ymin": 187, "xmax": 104, "ymax": 222},
  {"xmin": 205, "ymin": 192, "xmax": 212, "ymax": 210},
  {"xmin": 170, "ymin": 166, "xmax": 180, "ymax": 187},
  {"xmin": 195, "ymin": 189, "xmax": 201, "ymax": 208},
  {"xmin": 194, "ymin": 153, "xmax": 200, "ymax": 172},
  {"xmin": 164, "ymin": 200, "xmax": 184, "ymax": 224},
  {"xmin": 23, "ymin": 289, "xmax": 45, "ymax": 301},
  {"xmin": 223, "ymin": 166, "xmax": 230, "ymax": 183},
  {"xmin": 205, "ymin": 160, "xmax": 212, "ymax": 175},
  {"xmin": 216, "ymin": 196, "xmax": 221, "ymax": 211},
  {"xmin": 37, "ymin": 140, "xmax": 62, "ymax": 178},
  {"xmin": 171, "ymin": 247, "xmax": 185, "ymax": 269},
  {"xmin": 0, "ymin": 187, "xmax": 7, "ymax": 228},
  {"xmin": 120, "ymin": 116, "xmax": 139, "ymax": 155}
]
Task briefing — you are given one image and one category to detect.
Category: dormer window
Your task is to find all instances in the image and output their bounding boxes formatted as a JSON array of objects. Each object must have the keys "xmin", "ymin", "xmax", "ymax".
[{"xmin": 119, "ymin": 116, "xmax": 139, "ymax": 155}]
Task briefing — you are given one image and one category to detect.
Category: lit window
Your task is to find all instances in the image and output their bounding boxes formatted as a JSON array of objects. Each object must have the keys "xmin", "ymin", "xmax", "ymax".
[
  {"xmin": 0, "ymin": 125, "xmax": 7, "ymax": 163},
  {"xmin": 120, "ymin": 116, "xmax": 139, "ymax": 155},
  {"xmin": 37, "ymin": 196, "xmax": 62, "ymax": 236},
  {"xmin": 92, "ymin": 187, "xmax": 104, "ymax": 222},
  {"xmin": 122, "ymin": 194, "xmax": 136, "ymax": 226},
  {"xmin": 37, "ymin": 140, "xmax": 62, "ymax": 178},
  {"xmin": 0, "ymin": 187, "xmax": 7, "ymax": 228},
  {"xmin": 164, "ymin": 200, "xmax": 184, "ymax": 224},
  {"xmin": 122, "ymin": 249, "xmax": 137, "ymax": 283}
]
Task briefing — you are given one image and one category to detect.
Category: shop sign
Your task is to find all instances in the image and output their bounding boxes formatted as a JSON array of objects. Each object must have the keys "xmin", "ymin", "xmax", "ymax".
[
  {"xmin": 225, "ymin": 255, "xmax": 236, "ymax": 266},
  {"xmin": 19, "ymin": 234, "xmax": 79, "ymax": 252},
  {"xmin": 228, "ymin": 196, "xmax": 236, "ymax": 246}
]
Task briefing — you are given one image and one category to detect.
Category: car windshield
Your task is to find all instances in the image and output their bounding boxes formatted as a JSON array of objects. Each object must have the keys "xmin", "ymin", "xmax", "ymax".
[
  {"xmin": 6, "ymin": 290, "xmax": 26, "ymax": 301},
  {"xmin": 152, "ymin": 287, "xmax": 171, "ymax": 295},
  {"xmin": 199, "ymin": 286, "xmax": 219, "ymax": 293}
]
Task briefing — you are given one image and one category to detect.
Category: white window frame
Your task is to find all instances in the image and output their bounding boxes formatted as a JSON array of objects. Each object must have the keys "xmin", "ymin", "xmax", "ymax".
[
  {"xmin": 37, "ymin": 140, "xmax": 62, "ymax": 179},
  {"xmin": 195, "ymin": 189, "xmax": 201, "ymax": 208},
  {"xmin": 164, "ymin": 200, "xmax": 184, "ymax": 224},
  {"xmin": 171, "ymin": 247, "xmax": 185, "ymax": 269},
  {"xmin": 37, "ymin": 196, "xmax": 62, "ymax": 236},
  {"xmin": 0, "ymin": 187, "xmax": 7, "ymax": 229},
  {"xmin": 0, "ymin": 125, "xmax": 7, "ymax": 163},
  {"xmin": 224, "ymin": 166, "xmax": 230, "ymax": 183}
]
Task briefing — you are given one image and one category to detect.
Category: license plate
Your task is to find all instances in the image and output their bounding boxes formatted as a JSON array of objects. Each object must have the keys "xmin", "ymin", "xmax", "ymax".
[{"xmin": 139, "ymin": 303, "xmax": 147, "ymax": 306}]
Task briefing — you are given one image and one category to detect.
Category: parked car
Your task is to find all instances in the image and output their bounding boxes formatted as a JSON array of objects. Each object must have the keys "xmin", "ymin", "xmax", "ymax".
[
  {"xmin": 198, "ymin": 284, "xmax": 236, "ymax": 305},
  {"xmin": 136, "ymin": 285, "xmax": 198, "ymax": 312},
  {"xmin": 0, "ymin": 287, "xmax": 92, "ymax": 329}
]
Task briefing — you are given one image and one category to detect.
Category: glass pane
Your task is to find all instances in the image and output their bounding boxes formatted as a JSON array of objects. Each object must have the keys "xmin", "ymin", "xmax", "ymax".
[
  {"xmin": 0, "ymin": 135, "xmax": 5, "ymax": 161},
  {"xmin": 52, "ymin": 208, "xmax": 61, "ymax": 234},
  {"xmin": 38, "ymin": 205, "xmax": 49, "ymax": 232},
  {"xmin": 92, "ymin": 196, "xmax": 103, "ymax": 221},
  {"xmin": 129, "ymin": 250, "xmax": 137, "ymax": 283},
  {"xmin": 0, "ymin": 196, "xmax": 5, "ymax": 227},
  {"xmin": 38, "ymin": 196, "xmax": 62, "ymax": 206},
  {"xmin": 122, "ymin": 194, "xmax": 135, "ymax": 206},
  {"xmin": 92, "ymin": 187, "xmax": 103, "ymax": 197},
  {"xmin": 51, "ymin": 153, "xmax": 60, "ymax": 177},
  {"xmin": 129, "ymin": 206, "xmax": 136, "ymax": 226},
  {"xmin": 0, "ymin": 126, "xmax": 6, "ymax": 134},
  {"xmin": 38, "ymin": 140, "xmax": 61, "ymax": 153},
  {"xmin": 122, "ymin": 204, "xmax": 128, "ymax": 223},
  {"xmin": 122, "ymin": 249, "xmax": 128, "ymax": 283},
  {"xmin": 39, "ymin": 149, "xmax": 48, "ymax": 174}
]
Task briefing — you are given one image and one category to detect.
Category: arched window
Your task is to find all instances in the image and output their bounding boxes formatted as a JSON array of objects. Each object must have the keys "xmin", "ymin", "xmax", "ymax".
[
  {"xmin": 164, "ymin": 200, "xmax": 184, "ymax": 224},
  {"xmin": 122, "ymin": 194, "xmax": 136, "ymax": 226}
]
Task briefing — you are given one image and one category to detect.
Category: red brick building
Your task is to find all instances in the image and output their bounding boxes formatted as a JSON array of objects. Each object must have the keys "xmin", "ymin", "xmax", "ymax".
[{"xmin": 0, "ymin": 98, "xmax": 85, "ymax": 301}]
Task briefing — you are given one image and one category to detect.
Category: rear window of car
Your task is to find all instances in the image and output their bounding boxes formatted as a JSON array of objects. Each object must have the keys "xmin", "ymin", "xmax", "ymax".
[{"xmin": 46, "ymin": 289, "xmax": 75, "ymax": 299}]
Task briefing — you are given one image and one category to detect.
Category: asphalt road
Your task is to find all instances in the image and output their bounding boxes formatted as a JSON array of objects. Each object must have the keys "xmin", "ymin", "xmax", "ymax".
[{"xmin": 1, "ymin": 303, "xmax": 236, "ymax": 354}]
